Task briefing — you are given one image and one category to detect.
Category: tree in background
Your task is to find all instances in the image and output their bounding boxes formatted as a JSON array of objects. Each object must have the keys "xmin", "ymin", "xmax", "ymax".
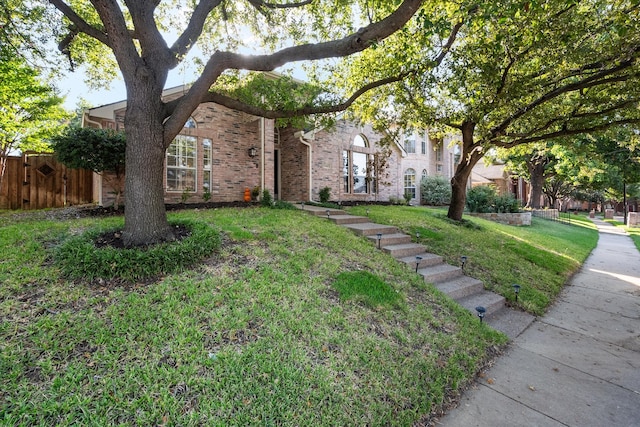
[
  {"xmin": 51, "ymin": 126, "xmax": 126, "ymax": 207},
  {"xmin": 0, "ymin": 50, "xmax": 68, "ymax": 194},
  {"xmin": 334, "ymin": 0, "xmax": 640, "ymax": 220}
]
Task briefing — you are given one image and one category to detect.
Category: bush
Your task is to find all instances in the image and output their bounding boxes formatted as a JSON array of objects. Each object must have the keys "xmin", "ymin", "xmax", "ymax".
[
  {"xmin": 319, "ymin": 187, "xmax": 331, "ymax": 203},
  {"xmin": 388, "ymin": 196, "xmax": 407, "ymax": 205},
  {"xmin": 466, "ymin": 185, "xmax": 496, "ymax": 213},
  {"xmin": 494, "ymin": 193, "xmax": 520, "ymax": 213},
  {"xmin": 420, "ymin": 175, "xmax": 451, "ymax": 205},
  {"xmin": 273, "ymin": 200, "xmax": 296, "ymax": 210},
  {"xmin": 55, "ymin": 219, "xmax": 220, "ymax": 281},
  {"xmin": 261, "ymin": 189, "xmax": 273, "ymax": 207}
]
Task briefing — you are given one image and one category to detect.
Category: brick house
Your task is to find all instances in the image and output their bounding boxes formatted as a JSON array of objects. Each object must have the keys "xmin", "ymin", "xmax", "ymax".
[{"xmin": 84, "ymin": 85, "xmax": 461, "ymax": 206}]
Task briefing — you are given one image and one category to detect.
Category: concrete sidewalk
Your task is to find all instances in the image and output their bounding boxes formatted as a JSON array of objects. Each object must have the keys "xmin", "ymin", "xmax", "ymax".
[{"xmin": 439, "ymin": 218, "xmax": 640, "ymax": 427}]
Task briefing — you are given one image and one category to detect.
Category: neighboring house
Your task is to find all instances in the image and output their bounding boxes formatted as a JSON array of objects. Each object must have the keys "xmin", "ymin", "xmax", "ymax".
[
  {"xmin": 470, "ymin": 161, "xmax": 527, "ymax": 205},
  {"xmin": 83, "ymin": 84, "xmax": 461, "ymax": 206}
]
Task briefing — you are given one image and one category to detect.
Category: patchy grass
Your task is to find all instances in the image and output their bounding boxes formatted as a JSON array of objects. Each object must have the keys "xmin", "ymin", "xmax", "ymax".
[
  {"xmin": 347, "ymin": 206, "xmax": 598, "ymax": 316},
  {"xmin": 0, "ymin": 207, "xmax": 505, "ymax": 426}
]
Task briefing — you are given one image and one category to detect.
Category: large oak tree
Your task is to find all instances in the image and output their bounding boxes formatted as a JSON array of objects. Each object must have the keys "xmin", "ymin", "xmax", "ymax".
[
  {"xmin": 337, "ymin": 0, "xmax": 640, "ymax": 220},
  {"xmin": 47, "ymin": 0, "xmax": 424, "ymax": 246}
]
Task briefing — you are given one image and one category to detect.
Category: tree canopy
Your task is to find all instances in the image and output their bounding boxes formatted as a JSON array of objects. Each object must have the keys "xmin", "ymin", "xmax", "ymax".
[{"xmin": 333, "ymin": 0, "xmax": 640, "ymax": 220}]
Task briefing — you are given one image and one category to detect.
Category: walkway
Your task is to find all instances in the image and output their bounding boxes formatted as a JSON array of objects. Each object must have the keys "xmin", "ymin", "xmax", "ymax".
[{"xmin": 439, "ymin": 218, "xmax": 640, "ymax": 426}]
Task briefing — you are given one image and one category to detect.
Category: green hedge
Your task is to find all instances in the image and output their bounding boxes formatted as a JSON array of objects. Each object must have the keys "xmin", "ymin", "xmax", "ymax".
[{"xmin": 55, "ymin": 219, "xmax": 220, "ymax": 281}]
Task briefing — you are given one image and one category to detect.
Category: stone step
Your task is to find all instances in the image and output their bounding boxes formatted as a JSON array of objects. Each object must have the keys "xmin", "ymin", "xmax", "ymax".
[
  {"xmin": 419, "ymin": 263, "xmax": 463, "ymax": 284},
  {"xmin": 382, "ymin": 243, "xmax": 427, "ymax": 258},
  {"xmin": 343, "ymin": 222, "xmax": 399, "ymax": 236},
  {"xmin": 302, "ymin": 206, "xmax": 344, "ymax": 217},
  {"xmin": 434, "ymin": 276, "xmax": 484, "ymax": 299},
  {"xmin": 367, "ymin": 233, "xmax": 412, "ymax": 246},
  {"xmin": 485, "ymin": 306, "xmax": 536, "ymax": 339},
  {"xmin": 456, "ymin": 291, "xmax": 505, "ymax": 317},
  {"xmin": 398, "ymin": 252, "xmax": 444, "ymax": 269},
  {"xmin": 330, "ymin": 215, "xmax": 370, "ymax": 225}
]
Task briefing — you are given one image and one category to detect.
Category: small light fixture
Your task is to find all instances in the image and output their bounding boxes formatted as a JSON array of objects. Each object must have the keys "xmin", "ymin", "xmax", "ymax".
[
  {"xmin": 416, "ymin": 232, "xmax": 421, "ymax": 240},
  {"xmin": 512, "ymin": 284, "xmax": 521, "ymax": 302},
  {"xmin": 461, "ymin": 255, "xmax": 468, "ymax": 271},
  {"xmin": 476, "ymin": 306, "xmax": 486, "ymax": 323},
  {"xmin": 376, "ymin": 233, "xmax": 382, "ymax": 249},
  {"xmin": 301, "ymin": 202, "xmax": 305, "ymax": 210},
  {"xmin": 366, "ymin": 208, "xmax": 370, "ymax": 217},
  {"xmin": 415, "ymin": 255, "xmax": 423, "ymax": 273},
  {"xmin": 326, "ymin": 209, "xmax": 330, "ymax": 219},
  {"xmin": 248, "ymin": 147, "xmax": 258, "ymax": 158}
]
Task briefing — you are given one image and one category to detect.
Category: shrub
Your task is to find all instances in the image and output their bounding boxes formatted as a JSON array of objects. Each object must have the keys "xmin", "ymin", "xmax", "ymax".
[
  {"xmin": 403, "ymin": 191, "xmax": 413, "ymax": 204},
  {"xmin": 261, "ymin": 189, "xmax": 274, "ymax": 207},
  {"xmin": 202, "ymin": 186, "xmax": 211, "ymax": 202},
  {"xmin": 466, "ymin": 185, "xmax": 497, "ymax": 213},
  {"xmin": 319, "ymin": 186, "xmax": 331, "ymax": 203},
  {"xmin": 273, "ymin": 200, "xmax": 296, "ymax": 210},
  {"xmin": 494, "ymin": 193, "xmax": 520, "ymax": 213},
  {"xmin": 420, "ymin": 175, "xmax": 452, "ymax": 205},
  {"xmin": 55, "ymin": 219, "xmax": 220, "ymax": 281},
  {"xmin": 388, "ymin": 196, "xmax": 407, "ymax": 205}
]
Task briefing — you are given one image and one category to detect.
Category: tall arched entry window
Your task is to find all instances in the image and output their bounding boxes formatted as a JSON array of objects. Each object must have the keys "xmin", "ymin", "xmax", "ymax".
[
  {"xmin": 404, "ymin": 168, "xmax": 416, "ymax": 199},
  {"xmin": 343, "ymin": 134, "xmax": 374, "ymax": 194}
]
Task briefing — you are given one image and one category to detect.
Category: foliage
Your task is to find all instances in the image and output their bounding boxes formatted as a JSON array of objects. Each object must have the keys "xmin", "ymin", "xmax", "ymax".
[
  {"xmin": 466, "ymin": 186, "xmax": 497, "ymax": 213},
  {"xmin": 420, "ymin": 175, "xmax": 452, "ymax": 205},
  {"xmin": 50, "ymin": 126, "xmax": 127, "ymax": 207},
  {"xmin": 260, "ymin": 189, "xmax": 273, "ymax": 207},
  {"xmin": 1, "ymin": 207, "xmax": 505, "ymax": 425},
  {"xmin": 55, "ymin": 219, "xmax": 220, "ymax": 281},
  {"xmin": 251, "ymin": 186, "xmax": 261, "ymax": 201},
  {"xmin": 273, "ymin": 200, "xmax": 297, "ymax": 210},
  {"xmin": 337, "ymin": 0, "xmax": 640, "ymax": 220},
  {"xmin": 51, "ymin": 126, "xmax": 126, "ymax": 173},
  {"xmin": 202, "ymin": 186, "xmax": 212, "ymax": 202},
  {"xmin": 0, "ymin": 50, "xmax": 68, "ymax": 189},
  {"xmin": 389, "ymin": 196, "xmax": 408, "ymax": 205},
  {"xmin": 493, "ymin": 193, "xmax": 520, "ymax": 213},
  {"xmin": 319, "ymin": 186, "xmax": 331, "ymax": 203},
  {"xmin": 333, "ymin": 271, "xmax": 403, "ymax": 309}
]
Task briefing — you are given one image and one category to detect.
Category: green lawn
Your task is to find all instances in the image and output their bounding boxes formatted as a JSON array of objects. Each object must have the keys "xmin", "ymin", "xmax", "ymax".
[
  {"xmin": 347, "ymin": 206, "xmax": 598, "ymax": 315},
  {"xmin": 0, "ymin": 206, "xmax": 597, "ymax": 425}
]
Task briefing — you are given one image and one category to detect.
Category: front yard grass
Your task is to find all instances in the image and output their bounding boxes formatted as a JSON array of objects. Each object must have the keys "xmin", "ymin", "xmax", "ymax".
[
  {"xmin": 347, "ymin": 206, "xmax": 598, "ymax": 316},
  {"xmin": 0, "ymin": 205, "xmax": 596, "ymax": 425}
]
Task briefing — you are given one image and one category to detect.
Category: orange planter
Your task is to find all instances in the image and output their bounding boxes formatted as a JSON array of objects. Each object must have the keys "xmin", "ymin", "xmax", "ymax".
[{"xmin": 244, "ymin": 187, "xmax": 251, "ymax": 202}]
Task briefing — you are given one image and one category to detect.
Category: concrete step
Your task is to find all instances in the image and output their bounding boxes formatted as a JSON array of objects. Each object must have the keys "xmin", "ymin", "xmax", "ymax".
[
  {"xmin": 419, "ymin": 263, "xmax": 463, "ymax": 284},
  {"xmin": 330, "ymin": 215, "xmax": 370, "ymax": 225},
  {"xmin": 383, "ymin": 243, "xmax": 427, "ymax": 258},
  {"xmin": 344, "ymin": 222, "xmax": 399, "ymax": 236},
  {"xmin": 367, "ymin": 233, "xmax": 412, "ymax": 246},
  {"xmin": 435, "ymin": 276, "xmax": 484, "ymax": 299},
  {"xmin": 398, "ymin": 252, "xmax": 444, "ymax": 269},
  {"xmin": 456, "ymin": 291, "xmax": 505, "ymax": 317},
  {"xmin": 485, "ymin": 306, "xmax": 536, "ymax": 339},
  {"xmin": 301, "ymin": 206, "xmax": 344, "ymax": 217}
]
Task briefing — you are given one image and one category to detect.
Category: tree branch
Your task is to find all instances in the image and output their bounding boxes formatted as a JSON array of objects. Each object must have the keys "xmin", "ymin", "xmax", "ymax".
[
  {"xmin": 163, "ymin": 0, "xmax": 423, "ymax": 142},
  {"xmin": 170, "ymin": 0, "xmax": 224, "ymax": 66},
  {"xmin": 49, "ymin": 0, "xmax": 110, "ymax": 46}
]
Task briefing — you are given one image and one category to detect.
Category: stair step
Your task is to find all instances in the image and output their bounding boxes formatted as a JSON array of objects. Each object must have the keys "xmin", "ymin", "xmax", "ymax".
[
  {"xmin": 304, "ymin": 207, "xmax": 344, "ymax": 217},
  {"xmin": 330, "ymin": 215, "xmax": 370, "ymax": 225},
  {"xmin": 435, "ymin": 276, "xmax": 484, "ymax": 299},
  {"xmin": 367, "ymin": 233, "xmax": 412, "ymax": 246},
  {"xmin": 398, "ymin": 252, "xmax": 443, "ymax": 269},
  {"xmin": 419, "ymin": 263, "xmax": 463, "ymax": 283},
  {"xmin": 343, "ymin": 222, "xmax": 399, "ymax": 236},
  {"xmin": 456, "ymin": 291, "xmax": 505, "ymax": 317},
  {"xmin": 383, "ymin": 243, "xmax": 426, "ymax": 258},
  {"xmin": 486, "ymin": 307, "xmax": 536, "ymax": 339}
]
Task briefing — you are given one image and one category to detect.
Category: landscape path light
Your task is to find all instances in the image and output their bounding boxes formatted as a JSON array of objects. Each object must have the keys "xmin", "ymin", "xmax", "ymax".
[
  {"xmin": 476, "ymin": 306, "xmax": 486, "ymax": 323},
  {"xmin": 376, "ymin": 233, "xmax": 382, "ymax": 249},
  {"xmin": 512, "ymin": 284, "xmax": 521, "ymax": 302},
  {"xmin": 461, "ymin": 255, "xmax": 468, "ymax": 271},
  {"xmin": 415, "ymin": 255, "xmax": 423, "ymax": 273}
]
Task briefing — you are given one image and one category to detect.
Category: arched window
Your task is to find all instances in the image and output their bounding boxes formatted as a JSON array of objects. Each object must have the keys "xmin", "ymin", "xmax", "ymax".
[
  {"xmin": 353, "ymin": 134, "xmax": 368, "ymax": 147},
  {"xmin": 404, "ymin": 168, "xmax": 416, "ymax": 199},
  {"xmin": 185, "ymin": 117, "xmax": 197, "ymax": 128}
]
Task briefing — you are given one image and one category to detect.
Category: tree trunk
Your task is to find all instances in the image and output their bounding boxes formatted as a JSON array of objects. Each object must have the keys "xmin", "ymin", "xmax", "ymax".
[
  {"xmin": 526, "ymin": 161, "xmax": 545, "ymax": 208},
  {"xmin": 121, "ymin": 82, "xmax": 173, "ymax": 247},
  {"xmin": 447, "ymin": 121, "xmax": 483, "ymax": 221}
]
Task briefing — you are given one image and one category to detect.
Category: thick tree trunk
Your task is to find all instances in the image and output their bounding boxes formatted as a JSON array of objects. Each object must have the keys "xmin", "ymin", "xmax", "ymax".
[
  {"xmin": 447, "ymin": 121, "xmax": 484, "ymax": 221},
  {"xmin": 526, "ymin": 161, "xmax": 546, "ymax": 208},
  {"xmin": 121, "ymin": 82, "xmax": 173, "ymax": 247}
]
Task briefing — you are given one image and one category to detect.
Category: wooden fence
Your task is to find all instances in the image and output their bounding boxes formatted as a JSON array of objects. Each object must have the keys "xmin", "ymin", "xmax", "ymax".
[{"xmin": 0, "ymin": 152, "xmax": 93, "ymax": 210}]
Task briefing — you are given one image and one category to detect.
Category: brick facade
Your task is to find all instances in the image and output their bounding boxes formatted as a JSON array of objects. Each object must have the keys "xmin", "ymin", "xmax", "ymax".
[{"xmin": 85, "ymin": 85, "xmax": 462, "ymax": 207}]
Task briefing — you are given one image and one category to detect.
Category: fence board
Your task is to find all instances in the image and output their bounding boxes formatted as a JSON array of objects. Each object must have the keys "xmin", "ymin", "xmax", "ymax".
[{"xmin": 0, "ymin": 152, "xmax": 93, "ymax": 210}]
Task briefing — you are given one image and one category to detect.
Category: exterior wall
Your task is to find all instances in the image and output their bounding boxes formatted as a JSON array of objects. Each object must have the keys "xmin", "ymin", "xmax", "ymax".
[
  {"xmin": 87, "ymin": 100, "xmax": 274, "ymax": 205},
  {"xmin": 281, "ymin": 120, "xmax": 404, "ymax": 203}
]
